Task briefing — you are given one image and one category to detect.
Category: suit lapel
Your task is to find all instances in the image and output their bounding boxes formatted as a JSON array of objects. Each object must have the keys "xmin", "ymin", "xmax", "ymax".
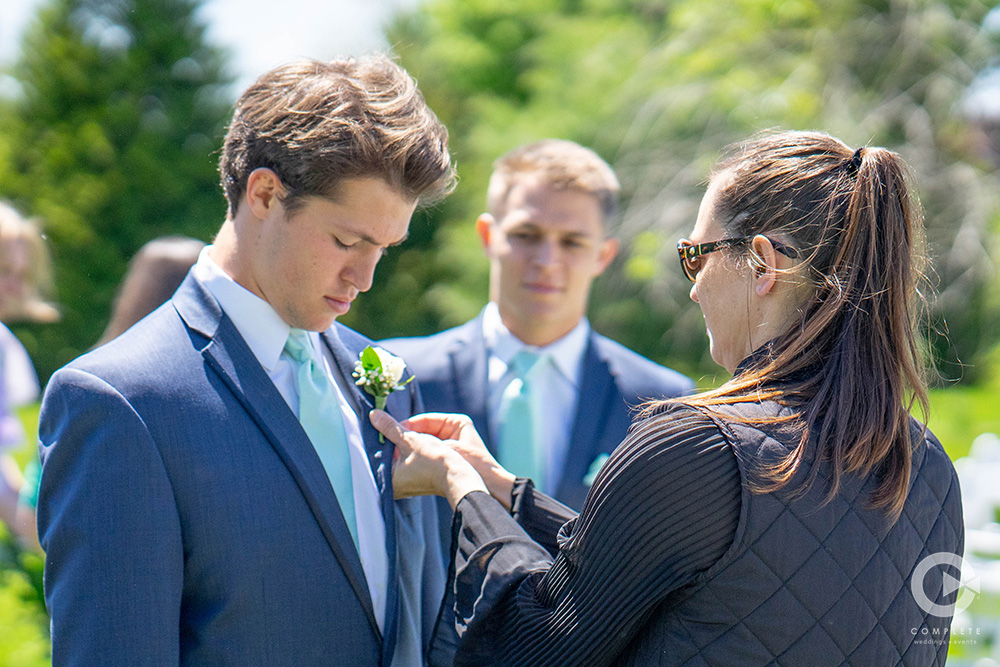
[
  {"xmin": 556, "ymin": 333, "xmax": 617, "ymax": 504},
  {"xmin": 323, "ymin": 329, "xmax": 382, "ymax": 475},
  {"xmin": 323, "ymin": 327, "xmax": 400, "ymax": 667},
  {"xmin": 447, "ymin": 317, "xmax": 492, "ymax": 451},
  {"xmin": 173, "ymin": 277, "xmax": 382, "ymax": 642}
]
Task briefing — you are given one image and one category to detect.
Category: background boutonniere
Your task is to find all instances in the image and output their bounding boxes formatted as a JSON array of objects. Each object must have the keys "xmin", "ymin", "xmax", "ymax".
[
  {"xmin": 353, "ymin": 346, "xmax": 413, "ymax": 442},
  {"xmin": 583, "ymin": 453, "xmax": 610, "ymax": 487}
]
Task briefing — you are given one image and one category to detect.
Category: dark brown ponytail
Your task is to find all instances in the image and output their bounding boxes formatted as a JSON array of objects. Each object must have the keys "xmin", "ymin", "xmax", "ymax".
[{"xmin": 656, "ymin": 130, "xmax": 929, "ymax": 522}]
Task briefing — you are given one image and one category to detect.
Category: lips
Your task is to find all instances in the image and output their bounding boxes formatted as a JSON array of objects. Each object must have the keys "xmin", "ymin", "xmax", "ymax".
[
  {"xmin": 324, "ymin": 295, "xmax": 354, "ymax": 315},
  {"xmin": 524, "ymin": 282, "xmax": 562, "ymax": 295}
]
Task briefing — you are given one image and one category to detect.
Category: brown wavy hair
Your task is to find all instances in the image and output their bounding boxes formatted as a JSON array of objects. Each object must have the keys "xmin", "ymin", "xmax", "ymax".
[
  {"xmin": 219, "ymin": 54, "xmax": 455, "ymax": 216},
  {"xmin": 656, "ymin": 130, "xmax": 930, "ymax": 521},
  {"xmin": 96, "ymin": 236, "xmax": 205, "ymax": 346}
]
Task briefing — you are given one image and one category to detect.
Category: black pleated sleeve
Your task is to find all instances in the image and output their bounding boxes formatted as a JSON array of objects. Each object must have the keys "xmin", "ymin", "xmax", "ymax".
[{"xmin": 447, "ymin": 404, "xmax": 741, "ymax": 666}]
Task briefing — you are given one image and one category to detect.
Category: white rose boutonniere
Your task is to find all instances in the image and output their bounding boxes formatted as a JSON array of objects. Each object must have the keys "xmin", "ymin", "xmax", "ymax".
[{"xmin": 353, "ymin": 346, "xmax": 413, "ymax": 441}]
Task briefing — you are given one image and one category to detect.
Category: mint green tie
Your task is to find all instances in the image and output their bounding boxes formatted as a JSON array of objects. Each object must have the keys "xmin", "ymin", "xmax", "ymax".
[
  {"xmin": 284, "ymin": 329, "xmax": 358, "ymax": 552},
  {"xmin": 497, "ymin": 350, "xmax": 547, "ymax": 490}
]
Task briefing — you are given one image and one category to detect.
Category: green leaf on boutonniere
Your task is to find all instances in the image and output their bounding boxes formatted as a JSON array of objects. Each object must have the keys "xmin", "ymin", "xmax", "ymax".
[{"xmin": 360, "ymin": 345, "xmax": 382, "ymax": 370}]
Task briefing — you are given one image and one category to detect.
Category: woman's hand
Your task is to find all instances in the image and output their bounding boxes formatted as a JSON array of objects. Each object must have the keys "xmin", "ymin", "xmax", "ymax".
[
  {"xmin": 370, "ymin": 410, "xmax": 489, "ymax": 509},
  {"xmin": 404, "ymin": 413, "xmax": 517, "ymax": 510}
]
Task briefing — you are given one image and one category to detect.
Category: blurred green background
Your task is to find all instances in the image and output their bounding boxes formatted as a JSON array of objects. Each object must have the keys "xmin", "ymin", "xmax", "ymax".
[{"xmin": 1, "ymin": 0, "xmax": 999, "ymax": 664}]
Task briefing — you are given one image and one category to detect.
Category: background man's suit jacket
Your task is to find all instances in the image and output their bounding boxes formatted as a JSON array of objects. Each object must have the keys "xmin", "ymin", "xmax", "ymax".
[
  {"xmin": 37, "ymin": 275, "xmax": 445, "ymax": 667},
  {"xmin": 382, "ymin": 313, "xmax": 693, "ymax": 510}
]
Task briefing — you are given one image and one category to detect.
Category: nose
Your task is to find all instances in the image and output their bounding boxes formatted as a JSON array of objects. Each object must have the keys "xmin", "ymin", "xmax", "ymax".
[
  {"xmin": 531, "ymin": 239, "xmax": 559, "ymax": 269},
  {"xmin": 343, "ymin": 247, "xmax": 383, "ymax": 293},
  {"xmin": 689, "ymin": 282, "xmax": 699, "ymax": 303}
]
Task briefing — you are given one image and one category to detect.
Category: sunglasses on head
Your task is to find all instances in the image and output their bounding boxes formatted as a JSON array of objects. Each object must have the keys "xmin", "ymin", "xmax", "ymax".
[{"xmin": 676, "ymin": 236, "xmax": 800, "ymax": 283}]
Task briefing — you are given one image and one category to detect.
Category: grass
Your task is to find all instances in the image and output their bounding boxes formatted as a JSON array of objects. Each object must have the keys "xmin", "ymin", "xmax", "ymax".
[
  {"xmin": 927, "ymin": 383, "xmax": 1000, "ymax": 461},
  {"xmin": 10, "ymin": 404, "xmax": 40, "ymax": 470}
]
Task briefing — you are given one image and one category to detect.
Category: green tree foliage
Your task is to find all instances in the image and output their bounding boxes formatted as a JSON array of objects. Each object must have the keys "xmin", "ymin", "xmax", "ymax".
[
  {"xmin": 377, "ymin": 0, "xmax": 1000, "ymax": 383},
  {"xmin": 0, "ymin": 0, "xmax": 232, "ymax": 380}
]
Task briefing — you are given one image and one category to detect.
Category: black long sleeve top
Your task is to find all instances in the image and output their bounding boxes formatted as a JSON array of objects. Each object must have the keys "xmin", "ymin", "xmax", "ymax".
[{"xmin": 446, "ymin": 405, "xmax": 741, "ymax": 666}]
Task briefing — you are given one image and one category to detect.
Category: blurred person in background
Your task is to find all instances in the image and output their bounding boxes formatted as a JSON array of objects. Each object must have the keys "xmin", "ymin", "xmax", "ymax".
[
  {"xmin": 0, "ymin": 201, "xmax": 59, "ymax": 553},
  {"xmin": 4, "ymin": 234, "xmax": 206, "ymax": 554},
  {"xmin": 383, "ymin": 140, "xmax": 692, "ymax": 511},
  {"xmin": 375, "ymin": 130, "xmax": 963, "ymax": 667},
  {"xmin": 95, "ymin": 235, "xmax": 205, "ymax": 346}
]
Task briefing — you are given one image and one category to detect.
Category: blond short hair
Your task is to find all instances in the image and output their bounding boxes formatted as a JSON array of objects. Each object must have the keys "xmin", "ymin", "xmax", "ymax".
[
  {"xmin": 486, "ymin": 139, "xmax": 619, "ymax": 224},
  {"xmin": 0, "ymin": 202, "xmax": 59, "ymax": 323}
]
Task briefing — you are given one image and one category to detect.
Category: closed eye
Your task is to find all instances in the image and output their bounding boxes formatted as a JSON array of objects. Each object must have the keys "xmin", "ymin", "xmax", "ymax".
[{"xmin": 508, "ymin": 231, "xmax": 541, "ymax": 243}]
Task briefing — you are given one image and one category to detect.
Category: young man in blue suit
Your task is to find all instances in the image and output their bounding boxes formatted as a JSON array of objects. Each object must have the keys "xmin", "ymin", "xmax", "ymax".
[
  {"xmin": 37, "ymin": 56, "xmax": 455, "ymax": 666},
  {"xmin": 383, "ymin": 140, "xmax": 692, "ymax": 511}
]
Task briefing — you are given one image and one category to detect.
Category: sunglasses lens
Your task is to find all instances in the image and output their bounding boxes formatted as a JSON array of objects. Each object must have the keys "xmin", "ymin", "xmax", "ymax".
[
  {"xmin": 683, "ymin": 256, "xmax": 701, "ymax": 281},
  {"xmin": 677, "ymin": 242, "xmax": 700, "ymax": 282}
]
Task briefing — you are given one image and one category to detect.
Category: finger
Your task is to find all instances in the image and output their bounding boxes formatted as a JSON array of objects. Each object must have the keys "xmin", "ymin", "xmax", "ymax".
[
  {"xmin": 406, "ymin": 412, "xmax": 473, "ymax": 438},
  {"xmin": 369, "ymin": 409, "xmax": 410, "ymax": 452}
]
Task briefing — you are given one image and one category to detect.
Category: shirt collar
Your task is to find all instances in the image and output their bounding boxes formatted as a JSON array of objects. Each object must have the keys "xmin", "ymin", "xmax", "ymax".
[
  {"xmin": 482, "ymin": 301, "xmax": 589, "ymax": 387},
  {"xmin": 193, "ymin": 246, "xmax": 315, "ymax": 372}
]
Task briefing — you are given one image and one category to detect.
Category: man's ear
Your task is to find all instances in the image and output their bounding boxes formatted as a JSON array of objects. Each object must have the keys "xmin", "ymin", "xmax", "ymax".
[
  {"xmin": 594, "ymin": 237, "xmax": 620, "ymax": 276},
  {"xmin": 750, "ymin": 234, "xmax": 779, "ymax": 296},
  {"xmin": 245, "ymin": 168, "xmax": 284, "ymax": 219},
  {"xmin": 475, "ymin": 214, "xmax": 495, "ymax": 253}
]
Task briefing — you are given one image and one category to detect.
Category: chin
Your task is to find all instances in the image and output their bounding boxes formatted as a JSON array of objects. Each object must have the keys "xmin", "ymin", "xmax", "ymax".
[
  {"xmin": 708, "ymin": 342, "xmax": 735, "ymax": 374},
  {"xmin": 707, "ymin": 335, "xmax": 720, "ymax": 365},
  {"xmin": 291, "ymin": 314, "xmax": 336, "ymax": 333}
]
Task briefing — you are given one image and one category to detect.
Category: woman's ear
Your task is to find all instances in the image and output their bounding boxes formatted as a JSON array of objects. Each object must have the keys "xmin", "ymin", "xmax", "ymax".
[{"xmin": 750, "ymin": 234, "xmax": 779, "ymax": 296}]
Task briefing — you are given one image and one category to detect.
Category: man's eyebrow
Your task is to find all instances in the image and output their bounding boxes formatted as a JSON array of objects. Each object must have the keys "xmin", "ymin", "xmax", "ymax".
[
  {"xmin": 388, "ymin": 233, "xmax": 410, "ymax": 248},
  {"xmin": 357, "ymin": 231, "xmax": 410, "ymax": 247},
  {"xmin": 507, "ymin": 221, "xmax": 590, "ymax": 236}
]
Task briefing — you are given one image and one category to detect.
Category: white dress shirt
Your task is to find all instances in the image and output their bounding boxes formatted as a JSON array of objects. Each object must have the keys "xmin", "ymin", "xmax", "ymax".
[
  {"xmin": 482, "ymin": 302, "xmax": 588, "ymax": 495},
  {"xmin": 193, "ymin": 247, "xmax": 388, "ymax": 631}
]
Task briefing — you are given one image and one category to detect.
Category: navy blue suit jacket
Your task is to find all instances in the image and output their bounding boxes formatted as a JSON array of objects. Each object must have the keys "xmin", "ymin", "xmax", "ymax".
[
  {"xmin": 382, "ymin": 313, "xmax": 693, "ymax": 510},
  {"xmin": 37, "ymin": 275, "xmax": 445, "ymax": 666}
]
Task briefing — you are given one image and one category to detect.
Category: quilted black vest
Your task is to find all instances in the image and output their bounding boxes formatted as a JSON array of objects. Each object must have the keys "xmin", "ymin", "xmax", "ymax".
[{"xmin": 625, "ymin": 400, "xmax": 964, "ymax": 666}]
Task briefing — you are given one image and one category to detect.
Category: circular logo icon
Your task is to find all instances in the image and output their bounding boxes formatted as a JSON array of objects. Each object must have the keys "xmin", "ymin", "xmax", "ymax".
[{"xmin": 910, "ymin": 552, "xmax": 978, "ymax": 617}]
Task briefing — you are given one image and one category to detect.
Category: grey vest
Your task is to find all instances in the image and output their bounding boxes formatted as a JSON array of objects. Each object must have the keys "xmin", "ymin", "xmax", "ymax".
[{"xmin": 626, "ymin": 401, "xmax": 964, "ymax": 666}]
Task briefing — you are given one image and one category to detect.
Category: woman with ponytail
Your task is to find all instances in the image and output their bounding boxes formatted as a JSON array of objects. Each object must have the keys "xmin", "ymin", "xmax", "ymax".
[{"xmin": 373, "ymin": 131, "xmax": 963, "ymax": 666}]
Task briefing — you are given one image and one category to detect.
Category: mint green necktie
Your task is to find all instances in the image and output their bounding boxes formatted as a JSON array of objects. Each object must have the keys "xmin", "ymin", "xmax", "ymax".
[
  {"xmin": 284, "ymin": 328, "xmax": 358, "ymax": 552},
  {"xmin": 497, "ymin": 350, "xmax": 547, "ymax": 490}
]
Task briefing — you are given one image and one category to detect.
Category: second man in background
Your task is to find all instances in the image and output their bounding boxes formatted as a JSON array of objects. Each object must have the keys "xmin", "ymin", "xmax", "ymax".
[{"xmin": 384, "ymin": 140, "xmax": 692, "ymax": 510}]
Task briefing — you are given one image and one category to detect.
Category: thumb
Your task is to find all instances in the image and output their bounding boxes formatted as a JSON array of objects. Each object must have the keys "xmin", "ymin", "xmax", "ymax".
[{"xmin": 370, "ymin": 409, "xmax": 410, "ymax": 452}]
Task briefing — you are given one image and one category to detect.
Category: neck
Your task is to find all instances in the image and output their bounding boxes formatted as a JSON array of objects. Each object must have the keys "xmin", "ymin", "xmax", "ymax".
[
  {"xmin": 208, "ymin": 220, "xmax": 242, "ymax": 281},
  {"xmin": 501, "ymin": 314, "xmax": 579, "ymax": 348},
  {"xmin": 745, "ymin": 287, "xmax": 808, "ymax": 367}
]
